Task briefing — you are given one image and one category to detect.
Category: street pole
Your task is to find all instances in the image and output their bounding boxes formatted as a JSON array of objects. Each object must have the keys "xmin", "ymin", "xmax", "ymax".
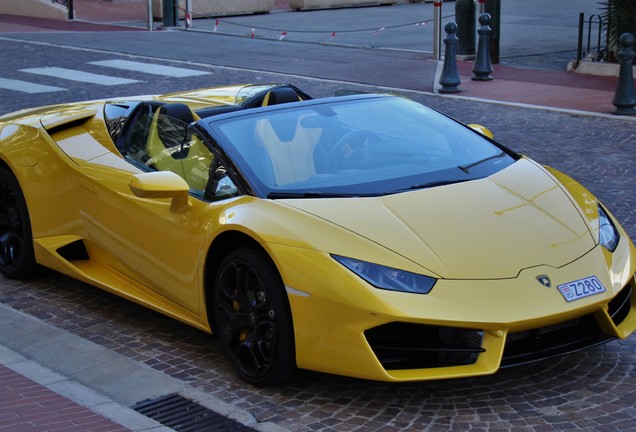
[
  {"xmin": 185, "ymin": 0, "xmax": 192, "ymax": 29},
  {"xmin": 67, "ymin": 0, "xmax": 74, "ymax": 20},
  {"xmin": 433, "ymin": 1, "xmax": 442, "ymax": 60},
  {"xmin": 147, "ymin": 0, "xmax": 153, "ymax": 31},
  {"xmin": 484, "ymin": 0, "xmax": 500, "ymax": 64}
]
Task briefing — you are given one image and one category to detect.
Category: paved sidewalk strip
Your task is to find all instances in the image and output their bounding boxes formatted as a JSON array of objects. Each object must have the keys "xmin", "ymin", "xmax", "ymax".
[
  {"xmin": 0, "ymin": 364, "xmax": 130, "ymax": 432},
  {"xmin": 0, "ymin": 303, "xmax": 285, "ymax": 432}
]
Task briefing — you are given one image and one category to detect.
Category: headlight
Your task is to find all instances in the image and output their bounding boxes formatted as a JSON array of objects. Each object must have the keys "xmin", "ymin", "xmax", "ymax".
[
  {"xmin": 598, "ymin": 204, "xmax": 619, "ymax": 252},
  {"xmin": 332, "ymin": 255, "xmax": 436, "ymax": 294}
]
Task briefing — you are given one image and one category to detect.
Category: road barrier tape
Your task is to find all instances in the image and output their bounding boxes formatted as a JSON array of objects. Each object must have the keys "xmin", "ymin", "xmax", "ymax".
[{"xmin": 175, "ymin": 4, "xmax": 453, "ymax": 42}]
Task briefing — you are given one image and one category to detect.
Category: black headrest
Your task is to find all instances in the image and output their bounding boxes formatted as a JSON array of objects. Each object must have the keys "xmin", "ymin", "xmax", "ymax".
[
  {"xmin": 159, "ymin": 103, "xmax": 195, "ymax": 124},
  {"xmin": 263, "ymin": 88, "xmax": 301, "ymax": 106},
  {"xmin": 156, "ymin": 104, "xmax": 193, "ymax": 149}
]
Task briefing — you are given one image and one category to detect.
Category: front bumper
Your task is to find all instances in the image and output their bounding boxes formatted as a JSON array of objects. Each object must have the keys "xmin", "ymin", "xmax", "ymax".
[
  {"xmin": 272, "ymin": 237, "xmax": 636, "ymax": 382},
  {"xmin": 366, "ymin": 281, "xmax": 633, "ymax": 381}
]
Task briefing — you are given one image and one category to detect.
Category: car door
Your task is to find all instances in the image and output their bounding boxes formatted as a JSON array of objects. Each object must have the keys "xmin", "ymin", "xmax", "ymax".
[
  {"xmin": 71, "ymin": 109, "xmax": 228, "ymax": 317},
  {"xmin": 74, "ymin": 154, "xmax": 211, "ymax": 317}
]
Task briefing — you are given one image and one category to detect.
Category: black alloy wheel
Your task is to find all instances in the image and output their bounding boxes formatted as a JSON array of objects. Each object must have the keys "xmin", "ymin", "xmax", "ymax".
[
  {"xmin": 214, "ymin": 247, "xmax": 295, "ymax": 386},
  {"xmin": 0, "ymin": 168, "xmax": 37, "ymax": 279}
]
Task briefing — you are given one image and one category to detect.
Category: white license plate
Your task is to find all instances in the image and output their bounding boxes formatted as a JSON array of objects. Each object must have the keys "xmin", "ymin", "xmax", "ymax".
[{"xmin": 557, "ymin": 276, "xmax": 606, "ymax": 302}]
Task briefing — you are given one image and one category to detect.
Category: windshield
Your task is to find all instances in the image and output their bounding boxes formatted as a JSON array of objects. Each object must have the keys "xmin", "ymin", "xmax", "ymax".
[{"xmin": 209, "ymin": 96, "xmax": 516, "ymax": 198}]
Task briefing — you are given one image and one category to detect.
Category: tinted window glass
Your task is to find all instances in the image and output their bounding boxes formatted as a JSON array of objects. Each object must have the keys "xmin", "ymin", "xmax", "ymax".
[
  {"xmin": 210, "ymin": 97, "xmax": 516, "ymax": 197},
  {"xmin": 104, "ymin": 103, "xmax": 133, "ymax": 144}
]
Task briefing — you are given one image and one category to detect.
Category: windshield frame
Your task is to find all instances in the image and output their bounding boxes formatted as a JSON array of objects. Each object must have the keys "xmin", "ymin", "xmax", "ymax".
[{"xmin": 200, "ymin": 94, "xmax": 520, "ymax": 199}]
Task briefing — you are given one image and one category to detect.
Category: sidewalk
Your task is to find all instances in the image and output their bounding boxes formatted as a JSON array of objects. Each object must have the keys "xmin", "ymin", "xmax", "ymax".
[
  {"xmin": 0, "ymin": 364, "xmax": 131, "ymax": 432},
  {"xmin": 451, "ymin": 60, "xmax": 620, "ymax": 115}
]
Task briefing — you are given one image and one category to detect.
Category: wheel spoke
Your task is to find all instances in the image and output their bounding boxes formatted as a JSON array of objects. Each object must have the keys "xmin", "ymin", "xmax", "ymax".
[
  {"xmin": 236, "ymin": 321, "xmax": 276, "ymax": 373},
  {"xmin": 217, "ymin": 262, "xmax": 265, "ymax": 344},
  {"xmin": 216, "ymin": 301, "xmax": 251, "ymax": 344}
]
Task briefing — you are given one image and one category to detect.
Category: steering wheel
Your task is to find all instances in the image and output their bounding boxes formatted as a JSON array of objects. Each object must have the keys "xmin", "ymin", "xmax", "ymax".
[{"xmin": 329, "ymin": 129, "xmax": 378, "ymax": 171}]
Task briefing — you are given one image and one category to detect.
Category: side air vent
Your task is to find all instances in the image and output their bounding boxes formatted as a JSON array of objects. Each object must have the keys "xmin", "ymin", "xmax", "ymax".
[
  {"xmin": 57, "ymin": 240, "xmax": 89, "ymax": 261},
  {"xmin": 42, "ymin": 108, "xmax": 97, "ymax": 134},
  {"xmin": 45, "ymin": 118, "xmax": 91, "ymax": 136}
]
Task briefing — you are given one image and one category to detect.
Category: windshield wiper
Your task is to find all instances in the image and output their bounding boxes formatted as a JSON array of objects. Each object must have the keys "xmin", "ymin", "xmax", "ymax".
[
  {"xmin": 458, "ymin": 150, "xmax": 506, "ymax": 173},
  {"xmin": 402, "ymin": 178, "xmax": 472, "ymax": 191},
  {"xmin": 267, "ymin": 191, "xmax": 376, "ymax": 199}
]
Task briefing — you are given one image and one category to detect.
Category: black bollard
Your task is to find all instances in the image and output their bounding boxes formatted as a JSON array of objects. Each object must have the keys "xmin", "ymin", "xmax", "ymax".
[
  {"xmin": 439, "ymin": 22, "xmax": 462, "ymax": 94},
  {"xmin": 472, "ymin": 13, "xmax": 494, "ymax": 81},
  {"xmin": 612, "ymin": 33, "xmax": 636, "ymax": 116}
]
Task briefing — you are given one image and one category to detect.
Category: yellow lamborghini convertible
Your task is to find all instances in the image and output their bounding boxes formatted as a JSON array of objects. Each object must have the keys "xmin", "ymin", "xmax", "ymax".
[{"xmin": 0, "ymin": 84, "xmax": 634, "ymax": 386}]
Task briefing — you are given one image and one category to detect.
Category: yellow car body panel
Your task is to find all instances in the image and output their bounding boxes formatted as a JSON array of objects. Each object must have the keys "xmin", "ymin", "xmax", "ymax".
[
  {"xmin": 280, "ymin": 158, "xmax": 597, "ymax": 280},
  {"xmin": 0, "ymin": 84, "xmax": 634, "ymax": 384},
  {"xmin": 271, "ymin": 227, "xmax": 636, "ymax": 381}
]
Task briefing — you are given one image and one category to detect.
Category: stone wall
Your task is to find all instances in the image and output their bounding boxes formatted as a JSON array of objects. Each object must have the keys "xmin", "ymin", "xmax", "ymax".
[
  {"xmin": 152, "ymin": 0, "xmax": 275, "ymax": 18},
  {"xmin": 0, "ymin": 0, "xmax": 68, "ymax": 20},
  {"xmin": 289, "ymin": 0, "xmax": 398, "ymax": 10}
]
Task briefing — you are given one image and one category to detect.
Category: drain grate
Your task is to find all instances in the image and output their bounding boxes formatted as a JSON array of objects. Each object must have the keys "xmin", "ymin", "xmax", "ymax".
[{"xmin": 132, "ymin": 393, "xmax": 257, "ymax": 432}]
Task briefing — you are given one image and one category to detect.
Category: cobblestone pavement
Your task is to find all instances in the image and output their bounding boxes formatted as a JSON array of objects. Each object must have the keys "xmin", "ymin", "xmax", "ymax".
[{"xmin": 1, "ymin": 87, "xmax": 635, "ymax": 431}]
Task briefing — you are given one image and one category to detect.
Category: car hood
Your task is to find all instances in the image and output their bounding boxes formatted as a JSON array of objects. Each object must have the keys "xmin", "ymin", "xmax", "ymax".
[{"xmin": 281, "ymin": 159, "xmax": 596, "ymax": 279}]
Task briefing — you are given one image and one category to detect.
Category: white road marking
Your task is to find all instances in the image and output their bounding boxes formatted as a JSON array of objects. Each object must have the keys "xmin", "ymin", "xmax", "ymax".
[
  {"xmin": 0, "ymin": 78, "xmax": 66, "ymax": 94},
  {"xmin": 88, "ymin": 59, "xmax": 210, "ymax": 77},
  {"xmin": 19, "ymin": 67, "xmax": 140, "ymax": 86}
]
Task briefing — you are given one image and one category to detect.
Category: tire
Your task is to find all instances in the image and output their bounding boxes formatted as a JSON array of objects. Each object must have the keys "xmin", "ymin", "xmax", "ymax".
[
  {"xmin": 213, "ymin": 247, "xmax": 296, "ymax": 386},
  {"xmin": 0, "ymin": 168, "xmax": 37, "ymax": 279}
]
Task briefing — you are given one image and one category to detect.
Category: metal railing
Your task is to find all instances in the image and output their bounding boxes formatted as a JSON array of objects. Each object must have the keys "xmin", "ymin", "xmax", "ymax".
[
  {"xmin": 577, "ymin": 13, "xmax": 606, "ymax": 62},
  {"xmin": 578, "ymin": 12, "xmax": 636, "ymax": 63}
]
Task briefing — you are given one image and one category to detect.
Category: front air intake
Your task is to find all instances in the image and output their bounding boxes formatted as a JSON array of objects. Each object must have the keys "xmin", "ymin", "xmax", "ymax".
[
  {"xmin": 608, "ymin": 283, "xmax": 633, "ymax": 327},
  {"xmin": 501, "ymin": 314, "xmax": 614, "ymax": 367},
  {"xmin": 364, "ymin": 322, "xmax": 485, "ymax": 370}
]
